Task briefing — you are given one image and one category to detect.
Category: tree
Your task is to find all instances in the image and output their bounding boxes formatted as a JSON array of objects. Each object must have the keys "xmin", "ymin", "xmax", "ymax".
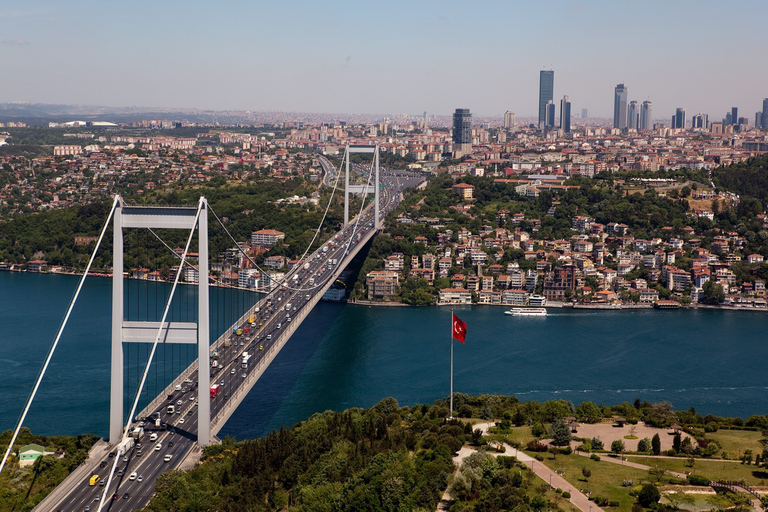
[
  {"xmin": 581, "ymin": 467, "xmax": 591, "ymax": 482},
  {"xmin": 702, "ymin": 280, "xmax": 725, "ymax": 305},
  {"xmin": 611, "ymin": 439, "xmax": 625, "ymax": 455},
  {"xmin": 637, "ymin": 437, "xmax": 651, "ymax": 453},
  {"xmin": 550, "ymin": 419, "xmax": 572, "ymax": 447},
  {"xmin": 673, "ymin": 432, "xmax": 682, "ymax": 452},
  {"xmin": 637, "ymin": 483, "xmax": 661, "ymax": 507},
  {"xmin": 591, "ymin": 437, "xmax": 604, "ymax": 450},
  {"xmin": 652, "ymin": 433, "xmax": 661, "ymax": 455},
  {"xmin": 648, "ymin": 464, "xmax": 666, "ymax": 483}
]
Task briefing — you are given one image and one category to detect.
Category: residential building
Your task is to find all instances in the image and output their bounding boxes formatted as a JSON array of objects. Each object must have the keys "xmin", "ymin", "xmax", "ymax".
[
  {"xmin": 452, "ymin": 183, "xmax": 474, "ymax": 200},
  {"xmin": 504, "ymin": 110, "xmax": 516, "ymax": 131},
  {"xmin": 251, "ymin": 229, "xmax": 285, "ymax": 247},
  {"xmin": 366, "ymin": 271, "xmax": 399, "ymax": 301},
  {"xmin": 439, "ymin": 287, "xmax": 472, "ymax": 305}
]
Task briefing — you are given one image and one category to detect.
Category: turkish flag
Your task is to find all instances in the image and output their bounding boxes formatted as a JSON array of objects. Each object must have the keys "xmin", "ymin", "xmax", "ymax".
[{"xmin": 452, "ymin": 312, "xmax": 467, "ymax": 344}]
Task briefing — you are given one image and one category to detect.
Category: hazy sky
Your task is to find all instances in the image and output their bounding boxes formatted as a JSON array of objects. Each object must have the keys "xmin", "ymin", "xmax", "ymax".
[{"xmin": 3, "ymin": 0, "xmax": 767, "ymax": 119}]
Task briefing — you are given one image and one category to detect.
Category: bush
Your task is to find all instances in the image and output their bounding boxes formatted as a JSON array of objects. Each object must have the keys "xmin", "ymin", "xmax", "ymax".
[
  {"xmin": 560, "ymin": 446, "xmax": 572, "ymax": 455},
  {"xmin": 609, "ymin": 501, "xmax": 620, "ymax": 507},
  {"xmin": 555, "ymin": 488, "xmax": 563, "ymax": 494},
  {"xmin": 591, "ymin": 437, "xmax": 604, "ymax": 450},
  {"xmin": 687, "ymin": 474, "xmax": 711, "ymax": 486},
  {"xmin": 562, "ymin": 491, "xmax": 571, "ymax": 499},
  {"xmin": 704, "ymin": 422, "xmax": 719, "ymax": 433},
  {"xmin": 590, "ymin": 454, "xmax": 601, "ymax": 461},
  {"xmin": 534, "ymin": 454, "xmax": 544, "ymax": 461},
  {"xmin": 637, "ymin": 483, "xmax": 661, "ymax": 507},
  {"xmin": 665, "ymin": 449, "xmax": 677, "ymax": 456},
  {"xmin": 526, "ymin": 441, "xmax": 549, "ymax": 452}
]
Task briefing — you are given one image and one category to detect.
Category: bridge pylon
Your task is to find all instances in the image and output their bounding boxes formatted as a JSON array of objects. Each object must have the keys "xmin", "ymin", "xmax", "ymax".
[
  {"xmin": 344, "ymin": 144, "xmax": 380, "ymax": 230},
  {"xmin": 110, "ymin": 197, "xmax": 211, "ymax": 447}
]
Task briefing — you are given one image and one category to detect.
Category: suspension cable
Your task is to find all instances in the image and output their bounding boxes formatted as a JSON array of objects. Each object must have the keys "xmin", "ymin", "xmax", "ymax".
[
  {"xmin": 0, "ymin": 196, "xmax": 120, "ymax": 475},
  {"xmin": 98, "ymin": 197, "xmax": 204, "ymax": 511}
]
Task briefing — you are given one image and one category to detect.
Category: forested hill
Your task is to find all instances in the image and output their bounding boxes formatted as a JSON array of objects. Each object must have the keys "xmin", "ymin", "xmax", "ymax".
[{"xmin": 713, "ymin": 155, "xmax": 768, "ymax": 202}]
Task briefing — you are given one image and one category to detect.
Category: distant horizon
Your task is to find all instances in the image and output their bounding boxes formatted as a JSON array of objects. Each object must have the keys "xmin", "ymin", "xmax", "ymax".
[{"xmin": 4, "ymin": 0, "xmax": 767, "ymax": 120}]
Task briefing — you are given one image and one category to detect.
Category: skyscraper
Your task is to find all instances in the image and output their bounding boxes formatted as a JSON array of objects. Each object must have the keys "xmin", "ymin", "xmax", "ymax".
[
  {"xmin": 538, "ymin": 70, "xmax": 554, "ymax": 129},
  {"xmin": 545, "ymin": 100, "xmax": 555, "ymax": 129},
  {"xmin": 640, "ymin": 101, "xmax": 653, "ymax": 131},
  {"xmin": 581, "ymin": 108, "xmax": 588, "ymax": 119},
  {"xmin": 692, "ymin": 113, "xmax": 709, "ymax": 129},
  {"xmin": 627, "ymin": 100, "xmax": 639, "ymax": 130},
  {"xmin": 731, "ymin": 107, "xmax": 738, "ymax": 126},
  {"xmin": 452, "ymin": 108, "xmax": 472, "ymax": 154},
  {"xmin": 503, "ymin": 110, "xmax": 516, "ymax": 130},
  {"xmin": 673, "ymin": 108, "xmax": 686, "ymax": 129},
  {"xmin": 614, "ymin": 84, "xmax": 628, "ymax": 129},
  {"xmin": 560, "ymin": 95, "xmax": 571, "ymax": 133},
  {"xmin": 762, "ymin": 98, "xmax": 768, "ymax": 130}
]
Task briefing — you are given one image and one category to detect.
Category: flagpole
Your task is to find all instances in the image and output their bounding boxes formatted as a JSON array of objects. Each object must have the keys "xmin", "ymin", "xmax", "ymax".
[{"xmin": 450, "ymin": 309, "xmax": 454, "ymax": 419}]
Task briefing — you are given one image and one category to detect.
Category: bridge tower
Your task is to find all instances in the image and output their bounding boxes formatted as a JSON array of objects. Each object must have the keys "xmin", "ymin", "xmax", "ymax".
[
  {"xmin": 344, "ymin": 144, "xmax": 380, "ymax": 231},
  {"xmin": 110, "ymin": 197, "xmax": 211, "ymax": 447}
]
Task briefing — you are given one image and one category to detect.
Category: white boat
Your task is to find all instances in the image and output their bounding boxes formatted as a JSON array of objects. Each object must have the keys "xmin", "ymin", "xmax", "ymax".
[{"xmin": 505, "ymin": 308, "xmax": 547, "ymax": 317}]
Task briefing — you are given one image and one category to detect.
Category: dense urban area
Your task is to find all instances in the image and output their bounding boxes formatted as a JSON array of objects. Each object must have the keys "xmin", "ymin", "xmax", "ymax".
[{"xmin": 2, "ymin": 101, "xmax": 768, "ymax": 311}]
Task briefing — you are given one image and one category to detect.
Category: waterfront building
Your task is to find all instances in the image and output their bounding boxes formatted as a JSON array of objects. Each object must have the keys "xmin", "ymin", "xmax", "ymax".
[
  {"xmin": 614, "ymin": 83, "xmax": 628, "ymax": 129},
  {"xmin": 538, "ymin": 70, "xmax": 554, "ymax": 129},
  {"xmin": 452, "ymin": 108, "xmax": 472, "ymax": 154}
]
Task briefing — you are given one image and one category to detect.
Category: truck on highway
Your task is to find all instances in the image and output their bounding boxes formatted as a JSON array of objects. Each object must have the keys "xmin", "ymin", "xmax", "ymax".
[
  {"xmin": 241, "ymin": 352, "xmax": 252, "ymax": 368},
  {"xmin": 210, "ymin": 384, "xmax": 220, "ymax": 398},
  {"xmin": 131, "ymin": 426, "xmax": 144, "ymax": 441},
  {"xmin": 304, "ymin": 262, "xmax": 310, "ymax": 270},
  {"xmin": 309, "ymin": 278, "xmax": 314, "ymax": 285},
  {"xmin": 117, "ymin": 437, "xmax": 135, "ymax": 457},
  {"xmin": 167, "ymin": 405, "xmax": 175, "ymax": 415},
  {"xmin": 285, "ymin": 303, "xmax": 291, "ymax": 311},
  {"xmin": 322, "ymin": 246, "xmax": 328, "ymax": 253}
]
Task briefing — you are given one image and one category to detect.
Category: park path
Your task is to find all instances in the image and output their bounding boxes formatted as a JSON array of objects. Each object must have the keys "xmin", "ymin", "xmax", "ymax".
[
  {"xmin": 436, "ymin": 423, "xmax": 603, "ymax": 512},
  {"xmin": 573, "ymin": 450, "xmax": 688, "ymax": 479}
]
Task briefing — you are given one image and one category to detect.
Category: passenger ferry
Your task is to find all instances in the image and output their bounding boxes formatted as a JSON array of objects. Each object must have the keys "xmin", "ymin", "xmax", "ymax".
[{"xmin": 504, "ymin": 307, "xmax": 547, "ymax": 317}]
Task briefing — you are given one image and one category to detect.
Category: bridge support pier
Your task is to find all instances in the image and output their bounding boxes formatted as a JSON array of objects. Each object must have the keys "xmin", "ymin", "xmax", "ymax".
[
  {"xmin": 344, "ymin": 144, "xmax": 380, "ymax": 228},
  {"xmin": 110, "ymin": 197, "xmax": 211, "ymax": 447}
]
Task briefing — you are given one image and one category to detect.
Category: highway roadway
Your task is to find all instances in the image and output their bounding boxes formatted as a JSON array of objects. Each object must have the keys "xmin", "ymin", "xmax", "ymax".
[{"xmin": 46, "ymin": 165, "xmax": 424, "ymax": 512}]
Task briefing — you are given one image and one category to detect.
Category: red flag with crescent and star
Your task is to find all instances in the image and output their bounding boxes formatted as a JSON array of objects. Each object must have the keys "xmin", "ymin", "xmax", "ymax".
[{"xmin": 452, "ymin": 312, "xmax": 467, "ymax": 344}]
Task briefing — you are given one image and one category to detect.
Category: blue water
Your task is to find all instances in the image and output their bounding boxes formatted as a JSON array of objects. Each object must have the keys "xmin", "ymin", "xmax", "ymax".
[{"xmin": 1, "ymin": 271, "xmax": 766, "ymax": 440}]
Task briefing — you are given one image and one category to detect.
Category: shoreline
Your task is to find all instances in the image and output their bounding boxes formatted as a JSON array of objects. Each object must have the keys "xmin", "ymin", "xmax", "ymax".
[{"xmin": 9, "ymin": 269, "xmax": 768, "ymax": 313}]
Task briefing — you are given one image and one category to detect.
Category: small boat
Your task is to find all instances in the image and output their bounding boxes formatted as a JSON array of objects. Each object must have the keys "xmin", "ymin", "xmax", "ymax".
[{"xmin": 505, "ymin": 308, "xmax": 547, "ymax": 317}]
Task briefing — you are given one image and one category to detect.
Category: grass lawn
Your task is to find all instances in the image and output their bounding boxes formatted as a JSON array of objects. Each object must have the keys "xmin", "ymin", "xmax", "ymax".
[
  {"xmin": 706, "ymin": 430, "xmax": 763, "ymax": 459},
  {"xmin": 485, "ymin": 426, "xmax": 536, "ymax": 447},
  {"xmin": 531, "ymin": 451, "xmax": 648, "ymax": 512},
  {"xmin": 626, "ymin": 456, "xmax": 768, "ymax": 486}
]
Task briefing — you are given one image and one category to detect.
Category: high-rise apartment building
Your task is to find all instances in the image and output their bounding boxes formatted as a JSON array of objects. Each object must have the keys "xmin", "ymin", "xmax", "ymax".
[
  {"xmin": 581, "ymin": 108, "xmax": 588, "ymax": 119},
  {"xmin": 640, "ymin": 101, "xmax": 653, "ymax": 130},
  {"xmin": 613, "ymin": 84, "xmax": 628, "ymax": 129},
  {"xmin": 545, "ymin": 101, "xmax": 555, "ymax": 129},
  {"xmin": 452, "ymin": 108, "xmax": 472, "ymax": 154},
  {"xmin": 560, "ymin": 95, "xmax": 571, "ymax": 133},
  {"xmin": 627, "ymin": 101, "xmax": 639, "ymax": 130},
  {"xmin": 538, "ymin": 70, "xmax": 554, "ymax": 129},
  {"xmin": 503, "ymin": 110, "xmax": 516, "ymax": 130},
  {"xmin": 673, "ymin": 108, "xmax": 686, "ymax": 129}
]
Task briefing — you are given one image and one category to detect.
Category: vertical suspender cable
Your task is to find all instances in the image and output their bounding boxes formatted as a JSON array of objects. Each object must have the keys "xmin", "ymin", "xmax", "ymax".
[{"xmin": 0, "ymin": 196, "xmax": 119, "ymax": 475}]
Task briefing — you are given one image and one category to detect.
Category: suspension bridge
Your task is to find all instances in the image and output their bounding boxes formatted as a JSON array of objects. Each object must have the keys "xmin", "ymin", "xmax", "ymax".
[{"xmin": 0, "ymin": 145, "xmax": 424, "ymax": 512}]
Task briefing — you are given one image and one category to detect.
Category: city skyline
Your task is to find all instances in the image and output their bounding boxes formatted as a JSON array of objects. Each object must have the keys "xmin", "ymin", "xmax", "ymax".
[{"xmin": 2, "ymin": 0, "xmax": 767, "ymax": 118}]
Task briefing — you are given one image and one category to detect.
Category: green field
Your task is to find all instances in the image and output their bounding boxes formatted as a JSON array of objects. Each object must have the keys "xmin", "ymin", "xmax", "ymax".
[
  {"xmin": 532, "ymin": 452, "xmax": 649, "ymax": 511},
  {"xmin": 706, "ymin": 430, "xmax": 763, "ymax": 459},
  {"xmin": 625, "ymin": 456, "xmax": 768, "ymax": 486}
]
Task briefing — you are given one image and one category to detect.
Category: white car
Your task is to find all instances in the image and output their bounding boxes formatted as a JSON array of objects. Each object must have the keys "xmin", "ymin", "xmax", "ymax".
[
  {"xmin": 231, "ymin": 368, "xmax": 236, "ymax": 374},
  {"xmin": 129, "ymin": 472, "xmax": 137, "ymax": 481},
  {"xmin": 163, "ymin": 454, "xmax": 172, "ymax": 463},
  {"xmin": 149, "ymin": 433, "xmax": 158, "ymax": 441},
  {"xmin": 155, "ymin": 443, "xmax": 162, "ymax": 451},
  {"xmin": 179, "ymin": 418, "xmax": 185, "ymax": 424}
]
